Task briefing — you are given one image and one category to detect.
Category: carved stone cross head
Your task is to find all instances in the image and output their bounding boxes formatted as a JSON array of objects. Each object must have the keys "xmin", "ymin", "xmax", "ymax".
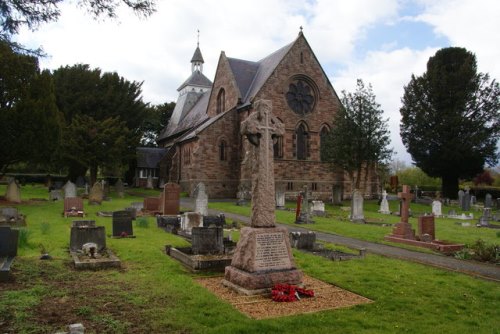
[{"xmin": 241, "ymin": 99, "xmax": 285, "ymax": 147}]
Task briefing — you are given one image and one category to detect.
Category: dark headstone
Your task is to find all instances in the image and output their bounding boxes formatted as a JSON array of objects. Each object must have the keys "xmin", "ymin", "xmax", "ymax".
[
  {"xmin": 112, "ymin": 211, "xmax": 133, "ymax": 237},
  {"xmin": 144, "ymin": 197, "xmax": 160, "ymax": 212},
  {"xmin": 203, "ymin": 214, "xmax": 226, "ymax": 228},
  {"xmin": 484, "ymin": 193, "xmax": 493, "ymax": 208},
  {"xmin": 70, "ymin": 225, "xmax": 106, "ymax": 252},
  {"xmin": 332, "ymin": 185, "xmax": 342, "ymax": 205},
  {"xmin": 463, "ymin": 191, "xmax": 471, "ymax": 211},
  {"xmin": 289, "ymin": 231, "xmax": 316, "ymax": 250},
  {"xmin": 157, "ymin": 215, "xmax": 181, "ymax": 233},
  {"xmin": 0, "ymin": 226, "xmax": 19, "ymax": 257},
  {"xmin": 418, "ymin": 215, "xmax": 435, "ymax": 241},
  {"xmin": 162, "ymin": 183, "xmax": 181, "ymax": 215},
  {"xmin": 191, "ymin": 226, "xmax": 224, "ymax": 255}
]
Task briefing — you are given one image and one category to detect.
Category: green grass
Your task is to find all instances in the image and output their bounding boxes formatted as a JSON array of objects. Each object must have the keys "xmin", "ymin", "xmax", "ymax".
[{"xmin": 0, "ymin": 184, "xmax": 499, "ymax": 333}]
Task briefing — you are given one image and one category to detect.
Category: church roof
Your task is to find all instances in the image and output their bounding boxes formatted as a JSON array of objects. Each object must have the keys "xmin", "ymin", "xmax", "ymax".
[
  {"xmin": 177, "ymin": 70, "xmax": 212, "ymax": 91},
  {"xmin": 191, "ymin": 46, "xmax": 204, "ymax": 63},
  {"xmin": 227, "ymin": 40, "xmax": 294, "ymax": 103},
  {"xmin": 136, "ymin": 147, "xmax": 167, "ymax": 168}
]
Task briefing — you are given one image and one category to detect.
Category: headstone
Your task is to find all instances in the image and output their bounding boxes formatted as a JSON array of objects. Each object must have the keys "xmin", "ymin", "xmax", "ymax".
[
  {"xmin": 432, "ymin": 200, "xmax": 442, "ymax": 217},
  {"xmin": 130, "ymin": 202, "xmax": 144, "ymax": 212},
  {"xmin": 224, "ymin": 99, "xmax": 302, "ymax": 292},
  {"xmin": 275, "ymin": 190, "xmax": 285, "ymax": 209},
  {"xmin": 350, "ymin": 189, "xmax": 365, "ymax": 223},
  {"xmin": 458, "ymin": 190, "xmax": 465, "ymax": 209},
  {"xmin": 143, "ymin": 197, "xmax": 160, "ymax": 212},
  {"xmin": 0, "ymin": 226, "xmax": 19, "ymax": 281},
  {"xmin": 84, "ymin": 183, "xmax": 89, "ymax": 196},
  {"xmin": 191, "ymin": 226, "xmax": 224, "ymax": 255},
  {"xmin": 418, "ymin": 215, "xmax": 435, "ymax": 241},
  {"xmin": 75, "ymin": 176, "xmax": 86, "ymax": 188},
  {"xmin": 180, "ymin": 212, "xmax": 203, "ymax": 233},
  {"xmin": 69, "ymin": 222, "xmax": 106, "ymax": 252},
  {"xmin": 203, "ymin": 214, "xmax": 225, "ymax": 228},
  {"xmin": 462, "ymin": 190, "xmax": 471, "ymax": 211},
  {"xmin": 289, "ymin": 231, "xmax": 316, "ymax": 250},
  {"xmin": 470, "ymin": 195, "xmax": 476, "ymax": 206},
  {"xmin": 311, "ymin": 200, "xmax": 325, "ymax": 216},
  {"xmin": 484, "ymin": 193, "xmax": 492, "ymax": 208},
  {"xmin": 146, "ymin": 175, "xmax": 154, "ymax": 189},
  {"xmin": 332, "ymin": 185, "xmax": 342, "ymax": 205},
  {"xmin": 63, "ymin": 181, "xmax": 77, "ymax": 198},
  {"xmin": 0, "ymin": 207, "xmax": 26, "ymax": 226},
  {"xmin": 115, "ymin": 179, "xmax": 125, "ymax": 198},
  {"xmin": 296, "ymin": 185, "xmax": 314, "ymax": 224},
  {"xmin": 88, "ymin": 182, "xmax": 104, "ymax": 205},
  {"xmin": 388, "ymin": 185, "xmax": 415, "ymax": 240},
  {"xmin": 112, "ymin": 211, "xmax": 133, "ymax": 237},
  {"xmin": 478, "ymin": 208, "xmax": 492, "ymax": 227},
  {"xmin": 63, "ymin": 197, "xmax": 84, "ymax": 217},
  {"xmin": 157, "ymin": 215, "xmax": 181, "ymax": 233},
  {"xmin": 5, "ymin": 179, "xmax": 21, "ymax": 203},
  {"xmin": 379, "ymin": 190, "xmax": 390, "ymax": 214},
  {"xmin": 102, "ymin": 180, "xmax": 110, "ymax": 197},
  {"xmin": 390, "ymin": 175, "xmax": 398, "ymax": 192},
  {"xmin": 49, "ymin": 189, "xmax": 63, "ymax": 201},
  {"xmin": 236, "ymin": 184, "xmax": 248, "ymax": 206},
  {"xmin": 162, "ymin": 183, "xmax": 181, "ymax": 215},
  {"xmin": 193, "ymin": 182, "xmax": 208, "ymax": 216}
]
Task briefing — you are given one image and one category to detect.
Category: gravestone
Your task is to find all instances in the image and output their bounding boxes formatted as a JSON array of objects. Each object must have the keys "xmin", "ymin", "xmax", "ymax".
[
  {"xmin": 191, "ymin": 226, "xmax": 224, "ymax": 255},
  {"xmin": 296, "ymin": 186, "xmax": 313, "ymax": 224},
  {"xmin": 63, "ymin": 181, "xmax": 77, "ymax": 198},
  {"xmin": 236, "ymin": 184, "xmax": 248, "ymax": 206},
  {"xmin": 130, "ymin": 202, "xmax": 144, "ymax": 211},
  {"xmin": 162, "ymin": 183, "xmax": 181, "ymax": 215},
  {"xmin": 193, "ymin": 182, "xmax": 208, "ymax": 216},
  {"xmin": 88, "ymin": 182, "xmax": 104, "ymax": 205},
  {"xmin": 478, "ymin": 208, "xmax": 492, "ymax": 227},
  {"xmin": 115, "ymin": 179, "xmax": 125, "ymax": 198},
  {"xmin": 390, "ymin": 175, "xmax": 398, "ymax": 192},
  {"xmin": 146, "ymin": 175, "xmax": 154, "ymax": 189},
  {"xmin": 311, "ymin": 200, "xmax": 325, "ymax": 216},
  {"xmin": 387, "ymin": 185, "xmax": 415, "ymax": 239},
  {"xmin": 49, "ymin": 190, "xmax": 63, "ymax": 201},
  {"xmin": 203, "ymin": 214, "xmax": 225, "ymax": 228},
  {"xmin": 484, "ymin": 193, "xmax": 492, "ymax": 208},
  {"xmin": 223, "ymin": 100, "xmax": 302, "ymax": 293},
  {"xmin": 418, "ymin": 215, "xmax": 435, "ymax": 241},
  {"xmin": 462, "ymin": 191, "xmax": 471, "ymax": 211},
  {"xmin": 63, "ymin": 197, "xmax": 84, "ymax": 217},
  {"xmin": 458, "ymin": 190, "xmax": 465, "ymax": 209},
  {"xmin": 432, "ymin": 200, "xmax": 442, "ymax": 217},
  {"xmin": 157, "ymin": 215, "xmax": 181, "ymax": 233},
  {"xmin": 470, "ymin": 195, "xmax": 476, "ymax": 206},
  {"xmin": 143, "ymin": 197, "xmax": 160, "ymax": 212},
  {"xmin": 332, "ymin": 185, "xmax": 342, "ymax": 205},
  {"xmin": 112, "ymin": 211, "xmax": 134, "ymax": 237},
  {"xmin": 0, "ymin": 207, "xmax": 26, "ymax": 226},
  {"xmin": 350, "ymin": 189, "xmax": 365, "ymax": 223},
  {"xmin": 289, "ymin": 231, "xmax": 316, "ymax": 250},
  {"xmin": 5, "ymin": 179, "xmax": 21, "ymax": 203},
  {"xmin": 0, "ymin": 226, "xmax": 19, "ymax": 281},
  {"xmin": 379, "ymin": 190, "xmax": 390, "ymax": 214},
  {"xmin": 70, "ymin": 221, "xmax": 106, "ymax": 252},
  {"xmin": 180, "ymin": 212, "xmax": 203, "ymax": 233},
  {"xmin": 275, "ymin": 190, "xmax": 285, "ymax": 209}
]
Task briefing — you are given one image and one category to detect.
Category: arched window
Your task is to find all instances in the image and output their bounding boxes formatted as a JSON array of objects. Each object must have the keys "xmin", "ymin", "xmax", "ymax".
[
  {"xmin": 219, "ymin": 140, "xmax": 227, "ymax": 161},
  {"xmin": 295, "ymin": 123, "xmax": 308, "ymax": 160},
  {"xmin": 273, "ymin": 117, "xmax": 284, "ymax": 159},
  {"xmin": 320, "ymin": 125, "xmax": 330, "ymax": 161},
  {"xmin": 216, "ymin": 88, "xmax": 225, "ymax": 114}
]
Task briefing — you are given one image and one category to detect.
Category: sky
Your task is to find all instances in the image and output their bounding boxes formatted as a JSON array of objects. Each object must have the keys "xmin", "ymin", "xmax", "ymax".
[{"xmin": 15, "ymin": 0, "xmax": 500, "ymax": 164}]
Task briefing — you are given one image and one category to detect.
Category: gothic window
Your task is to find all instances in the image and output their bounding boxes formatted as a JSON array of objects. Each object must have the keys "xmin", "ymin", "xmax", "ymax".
[
  {"xmin": 219, "ymin": 140, "xmax": 227, "ymax": 161},
  {"xmin": 295, "ymin": 123, "xmax": 309, "ymax": 160},
  {"xmin": 286, "ymin": 79, "xmax": 316, "ymax": 115},
  {"xmin": 273, "ymin": 117, "xmax": 284, "ymax": 159},
  {"xmin": 320, "ymin": 125, "xmax": 330, "ymax": 161},
  {"xmin": 216, "ymin": 88, "xmax": 225, "ymax": 114}
]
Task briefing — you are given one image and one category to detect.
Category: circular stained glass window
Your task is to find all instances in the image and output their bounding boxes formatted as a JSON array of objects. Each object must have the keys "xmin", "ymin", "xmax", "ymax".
[{"xmin": 286, "ymin": 80, "xmax": 315, "ymax": 115}]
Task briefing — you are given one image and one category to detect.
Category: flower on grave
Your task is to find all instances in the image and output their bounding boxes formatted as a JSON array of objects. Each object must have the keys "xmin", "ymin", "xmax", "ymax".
[
  {"xmin": 271, "ymin": 283, "xmax": 314, "ymax": 302},
  {"xmin": 120, "ymin": 231, "xmax": 128, "ymax": 237}
]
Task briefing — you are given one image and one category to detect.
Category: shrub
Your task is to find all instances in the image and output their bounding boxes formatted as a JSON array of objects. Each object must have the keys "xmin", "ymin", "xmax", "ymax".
[{"xmin": 470, "ymin": 239, "xmax": 499, "ymax": 263}]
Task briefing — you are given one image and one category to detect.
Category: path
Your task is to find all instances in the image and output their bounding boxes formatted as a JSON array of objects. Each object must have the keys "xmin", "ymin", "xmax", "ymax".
[{"xmin": 180, "ymin": 199, "xmax": 500, "ymax": 282}]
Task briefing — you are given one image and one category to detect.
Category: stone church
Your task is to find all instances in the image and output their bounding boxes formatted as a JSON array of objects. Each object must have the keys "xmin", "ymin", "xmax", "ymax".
[{"xmin": 157, "ymin": 31, "xmax": 378, "ymax": 200}]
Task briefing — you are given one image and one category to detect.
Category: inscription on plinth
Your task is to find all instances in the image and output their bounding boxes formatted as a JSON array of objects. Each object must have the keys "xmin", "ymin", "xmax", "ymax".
[{"xmin": 254, "ymin": 232, "xmax": 292, "ymax": 270}]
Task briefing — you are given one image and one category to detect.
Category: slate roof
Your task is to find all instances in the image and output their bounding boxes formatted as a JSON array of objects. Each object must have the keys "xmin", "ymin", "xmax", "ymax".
[
  {"xmin": 136, "ymin": 147, "xmax": 167, "ymax": 168},
  {"xmin": 177, "ymin": 71, "xmax": 212, "ymax": 91},
  {"xmin": 191, "ymin": 46, "xmax": 204, "ymax": 63}
]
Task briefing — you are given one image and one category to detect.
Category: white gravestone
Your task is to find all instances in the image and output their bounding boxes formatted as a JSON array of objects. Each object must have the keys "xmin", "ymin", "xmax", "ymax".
[
  {"xmin": 350, "ymin": 189, "xmax": 365, "ymax": 223},
  {"xmin": 194, "ymin": 182, "xmax": 208, "ymax": 216},
  {"xmin": 379, "ymin": 190, "xmax": 390, "ymax": 214},
  {"xmin": 311, "ymin": 200, "xmax": 325, "ymax": 216},
  {"xmin": 432, "ymin": 200, "xmax": 442, "ymax": 217},
  {"xmin": 63, "ymin": 181, "xmax": 77, "ymax": 198}
]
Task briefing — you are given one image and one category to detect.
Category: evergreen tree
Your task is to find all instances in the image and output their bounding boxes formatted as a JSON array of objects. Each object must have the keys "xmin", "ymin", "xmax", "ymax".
[
  {"xmin": 140, "ymin": 101, "xmax": 175, "ymax": 147},
  {"xmin": 400, "ymin": 47, "xmax": 500, "ymax": 198},
  {"xmin": 322, "ymin": 79, "xmax": 393, "ymax": 190}
]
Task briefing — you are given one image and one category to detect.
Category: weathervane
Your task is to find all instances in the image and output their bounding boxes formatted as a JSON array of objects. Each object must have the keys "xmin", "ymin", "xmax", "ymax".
[{"xmin": 197, "ymin": 29, "xmax": 200, "ymax": 47}]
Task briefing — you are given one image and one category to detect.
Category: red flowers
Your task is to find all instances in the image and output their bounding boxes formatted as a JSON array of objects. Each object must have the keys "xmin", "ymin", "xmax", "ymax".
[{"xmin": 271, "ymin": 283, "xmax": 314, "ymax": 302}]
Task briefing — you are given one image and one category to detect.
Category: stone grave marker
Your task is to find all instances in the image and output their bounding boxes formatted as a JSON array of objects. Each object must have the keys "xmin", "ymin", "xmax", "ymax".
[
  {"xmin": 157, "ymin": 215, "xmax": 181, "ymax": 233},
  {"xmin": 296, "ymin": 185, "xmax": 314, "ymax": 224},
  {"xmin": 49, "ymin": 190, "xmax": 63, "ymax": 201},
  {"xmin": 387, "ymin": 185, "xmax": 415, "ymax": 239},
  {"xmin": 311, "ymin": 200, "xmax": 325, "ymax": 216},
  {"xmin": 203, "ymin": 214, "xmax": 225, "ymax": 228},
  {"xmin": 0, "ymin": 207, "xmax": 26, "ymax": 226},
  {"xmin": 223, "ymin": 99, "xmax": 302, "ymax": 293},
  {"xmin": 236, "ymin": 184, "xmax": 248, "ymax": 206},
  {"xmin": 115, "ymin": 179, "xmax": 125, "ymax": 198},
  {"xmin": 478, "ymin": 208, "xmax": 492, "ymax": 227},
  {"xmin": 275, "ymin": 189, "xmax": 286, "ymax": 209},
  {"xmin": 63, "ymin": 197, "xmax": 84, "ymax": 217},
  {"xmin": 146, "ymin": 175, "xmax": 154, "ymax": 189},
  {"xmin": 143, "ymin": 197, "xmax": 160, "ymax": 212},
  {"xmin": 191, "ymin": 226, "xmax": 224, "ymax": 255},
  {"xmin": 63, "ymin": 181, "xmax": 77, "ymax": 198},
  {"xmin": 5, "ymin": 179, "xmax": 21, "ymax": 203},
  {"xmin": 463, "ymin": 190, "xmax": 471, "ymax": 211},
  {"xmin": 112, "ymin": 211, "xmax": 134, "ymax": 237},
  {"xmin": 70, "ymin": 221, "xmax": 106, "ymax": 252},
  {"xmin": 130, "ymin": 202, "xmax": 144, "ymax": 212},
  {"xmin": 484, "ymin": 193, "xmax": 492, "ymax": 208},
  {"xmin": 289, "ymin": 231, "xmax": 316, "ymax": 250},
  {"xmin": 418, "ymin": 215, "xmax": 435, "ymax": 241},
  {"xmin": 0, "ymin": 226, "xmax": 19, "ymax": 281},
  {"xmin": 350, "ymin": 189, "xmax": 365, "ymax": 223},
  {"xmin": 332, "ymin": 185, "xmax": 342, "ymax": 205},
  {"xmin": 470, "ymin": 195, "xmax": 476, "ymax": 206},
  {"xmin": 432, "ymin": 200, "xmax": 442, "ymax": 217},
  {"xmin": 458, "ymin": 190, "xmax": 465, "ymax": 209},
  {"xmin": 193, "ymin": 182, "xmax": 208, "ymax": 216},
  {"xmin": 379, "ymin": 190, "xmax": 390, "ymax": 214},
  {"xmin": 162, "ymin": 183, "xmax": 181, "ymax": 215},
  {"xmin": 89, "ymin": 182, "xmax": 104, "ymax": 205},
  {"xmin": 180, "ymin": 212, "xmax": 203, "ymax": 233}
]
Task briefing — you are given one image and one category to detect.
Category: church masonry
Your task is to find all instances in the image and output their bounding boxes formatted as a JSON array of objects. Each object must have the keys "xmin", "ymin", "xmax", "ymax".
[{"xmin": 157, "ymin": 31, "xmax": 379, "ymax": 200}]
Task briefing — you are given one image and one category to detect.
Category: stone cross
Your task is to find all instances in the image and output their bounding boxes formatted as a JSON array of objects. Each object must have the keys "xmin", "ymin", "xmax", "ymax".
[
  {"xmin": 398, "ymin": 185, "xmax": 414, "ymax": 223},
  {"xmin": 241, "ymin": 99, "xmax": 284, "ymax": 227}
]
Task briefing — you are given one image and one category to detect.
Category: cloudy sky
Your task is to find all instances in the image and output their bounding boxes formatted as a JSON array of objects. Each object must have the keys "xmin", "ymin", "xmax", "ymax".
[{"xmin": 15, "ymin": 0, "xmax": 500, "ymax": 163}]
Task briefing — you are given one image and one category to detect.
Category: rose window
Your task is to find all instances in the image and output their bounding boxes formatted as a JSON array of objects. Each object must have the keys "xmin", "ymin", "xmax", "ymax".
[{"xmin": 286, "ymin": 80, "xmax": 315, "ymax": 115}]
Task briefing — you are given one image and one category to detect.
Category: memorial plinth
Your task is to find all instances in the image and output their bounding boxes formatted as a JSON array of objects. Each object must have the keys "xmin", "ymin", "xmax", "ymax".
[{"xmin": 223, "ymin": 100, "xmax": 302, "ymax": 295}]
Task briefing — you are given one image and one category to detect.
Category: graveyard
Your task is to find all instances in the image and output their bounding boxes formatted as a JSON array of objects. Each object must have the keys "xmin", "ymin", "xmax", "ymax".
[{"xmin": 0, "ymin": 183, "xmax": 498, "ymax": 333}]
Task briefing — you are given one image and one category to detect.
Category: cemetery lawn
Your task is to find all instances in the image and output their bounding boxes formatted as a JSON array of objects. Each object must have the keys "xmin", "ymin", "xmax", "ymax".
[
  {"xmin": 0, "ymin": 185, "xmax": 498, "ymax": 333},
  {"xmin": 208, "ymin": 200, "xmax": 500, "ymax": 247}
]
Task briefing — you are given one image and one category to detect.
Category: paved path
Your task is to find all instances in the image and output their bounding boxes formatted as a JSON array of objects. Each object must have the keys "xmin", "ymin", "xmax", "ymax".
[{"xmin": 181, "ymin": 199, "xmax": 500, "ymax": 282}]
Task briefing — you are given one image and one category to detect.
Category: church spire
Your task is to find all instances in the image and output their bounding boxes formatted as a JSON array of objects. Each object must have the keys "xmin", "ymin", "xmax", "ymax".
[{"xmin": 191, "ymin": 29, "xmax": 204, "ymax": 73}]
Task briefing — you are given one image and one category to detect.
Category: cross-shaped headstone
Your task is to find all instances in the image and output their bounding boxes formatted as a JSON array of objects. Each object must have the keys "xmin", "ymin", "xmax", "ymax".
[
  {"xmin": 241, "ymin": 99, "xmax": 285, "ymax": 227},
  {"xmin": 398, "ymin": 185, "xmax": 413, "ymax": 223}
]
